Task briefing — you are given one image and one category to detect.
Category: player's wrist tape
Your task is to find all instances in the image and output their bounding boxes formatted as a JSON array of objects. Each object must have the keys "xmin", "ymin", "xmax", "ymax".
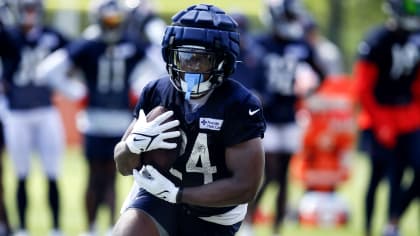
[{"xmin": 176, "ymin": 186, "xmax": 183, "ymax": 203}]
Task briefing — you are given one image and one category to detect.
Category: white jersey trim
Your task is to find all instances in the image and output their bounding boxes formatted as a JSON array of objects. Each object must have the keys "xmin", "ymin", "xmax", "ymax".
[{"xmin": 199, "ymin": 203, "xmax": 247, "ymax": 225}]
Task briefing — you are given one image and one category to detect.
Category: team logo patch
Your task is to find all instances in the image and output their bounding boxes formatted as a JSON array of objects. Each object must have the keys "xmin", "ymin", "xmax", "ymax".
[{"xmin": 199, "ymin": 118, "xmax": 223, "ymax": 131}]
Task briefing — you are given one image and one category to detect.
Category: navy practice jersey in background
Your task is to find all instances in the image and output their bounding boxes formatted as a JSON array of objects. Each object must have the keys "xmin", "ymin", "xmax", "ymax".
[
  {"xmin": 231, "ymin": 38, "xmax": 265, "ymax": 92},
  {"xmin": 66, "ymin": 38, "xmax": 145, "ymax": 110},
  {"xmin": 255, "ymin": 35, "xmax": 324, "ymax": 124},
  {"xmin": 358, "ymin": 26, "xmax": 420, "ymax": 106},
  {"xmin": 134, "ymin": 77, "xmax": 266, "ymax": 217},
  {"xmin": 0, "ymin": 26, "xmax": 68, "ymax": 110}
]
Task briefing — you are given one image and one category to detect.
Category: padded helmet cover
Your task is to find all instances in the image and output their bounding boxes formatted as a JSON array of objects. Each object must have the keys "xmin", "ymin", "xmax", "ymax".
[{"xmin": 162, "ymin": 4, "xmax": 240, "ymax": 76}]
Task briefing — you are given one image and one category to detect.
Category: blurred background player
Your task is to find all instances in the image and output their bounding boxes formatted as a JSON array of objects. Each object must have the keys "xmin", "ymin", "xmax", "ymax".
[
  {"xmin": 354, "ymin": 0, "xmax": 420, "ymax": 235},
  {"xmin": 36, "ymin": 0, "xmax": 147, "ymax": 235},
  {"xmin": 0, "ymin": 1, "xmax": 15, "ymax": 234},
  {"xmin": 0, "ymin": 0, "xmax": 68, "ymax": 235},
  {"xmin": 239, "ymin": 0, "xmax": 325, "ymax": 235},
  {"xmin": 122, "ymin": 0, "xmax": 167, "ymax": 95},
  {"xmin": 302, "ymin": 14, "xmax": 345, "ymax": 77},
  {"xmin": 123, "ymin": 0, "xmax": 165, "ymax": 45}
]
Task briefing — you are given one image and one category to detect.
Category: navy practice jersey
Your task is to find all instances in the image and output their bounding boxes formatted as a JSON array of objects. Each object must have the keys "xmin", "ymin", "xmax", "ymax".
[
  {"xmin": 231, "ymin": 36, "xmax": 265, "ymax": 92},
  {"xmin": 0, "ymin": 26, "xmax": 67, "ymax": 109},
  {"xmin": 358, "ymin": 26, "xmax": 420, "ymax": 105},
  {"xmin": 256, "ymin": 35, "xmax": 324, "ymax": 123},
  {"xmin": 134, "ymin": 77, "xmax": 266, "ymax": 217},
  {"xmin": 66, "ymin": 38, "xmax": 145, "ymax": 109}
]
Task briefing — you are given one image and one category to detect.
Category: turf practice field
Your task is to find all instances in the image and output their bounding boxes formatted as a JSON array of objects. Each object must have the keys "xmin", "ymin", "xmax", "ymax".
[{"xmin": 2, "ymin": 147, "xmax": 418, "ymax": 236}]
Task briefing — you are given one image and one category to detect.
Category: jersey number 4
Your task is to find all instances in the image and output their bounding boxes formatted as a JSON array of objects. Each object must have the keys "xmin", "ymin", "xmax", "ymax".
[{"xmin": 185, "ymin": 133, "xmax": 217, "ymax": 184}]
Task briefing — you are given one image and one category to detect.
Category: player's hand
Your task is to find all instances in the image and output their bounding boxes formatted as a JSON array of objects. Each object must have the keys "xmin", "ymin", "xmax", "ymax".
[
  {"xmin": 125, "ymin": 109, "xmax": 181, "ymax": 154},
  {"xmin": 133, "ymin": 165, "xmax": 179, "ymax": 204}
]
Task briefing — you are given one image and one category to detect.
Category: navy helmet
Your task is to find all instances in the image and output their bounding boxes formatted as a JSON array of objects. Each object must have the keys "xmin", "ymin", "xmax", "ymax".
[
  {"xmin": 385, "ymin": 0, "xmax": 420, "ymax": 31},
  {"xmin": 89, "ymin": 0, "xmax": 127, "ymax": 43},
  {"xmin": 162, "ymin": 4, "xmax": 240, "ymax": 100},
  {"xmin": 263, "ymin": 0, "xmax": 306, "ymax": 39}
]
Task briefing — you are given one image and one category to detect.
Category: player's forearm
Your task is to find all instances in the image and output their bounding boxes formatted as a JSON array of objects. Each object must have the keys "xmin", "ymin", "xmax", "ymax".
[
  {"xmin": 179, "ymin": 177, "xmax": 260, "ymax": 207},
  {"xmin": 114, "ymin": 141, "xmax": 141, "ymax": 176},
  {"xmin": 179, "ymin": 138, "xmax": 265, "ymax": 207}
]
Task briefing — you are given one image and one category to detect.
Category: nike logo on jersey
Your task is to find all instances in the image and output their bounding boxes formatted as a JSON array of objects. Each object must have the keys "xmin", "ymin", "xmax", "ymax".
[{"xmin": 249, "ymin": 109, "xmax": 260, "ymax": 116}]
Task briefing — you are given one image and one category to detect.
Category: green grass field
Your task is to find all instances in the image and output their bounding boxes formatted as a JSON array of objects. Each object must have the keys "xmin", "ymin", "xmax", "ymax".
[{"xmin": 2, "ymin": 147, "xmax": 418, "ymax": 236}]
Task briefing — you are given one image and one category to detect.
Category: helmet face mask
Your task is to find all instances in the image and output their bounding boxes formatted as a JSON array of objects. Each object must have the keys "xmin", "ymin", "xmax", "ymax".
[
  {"xmin": 168, "ymin": 45, "xmax": 225, "ymax": 99},
  {"xmin": 100, "ymin": 9, "xmax": 124, "ymax": 30}
]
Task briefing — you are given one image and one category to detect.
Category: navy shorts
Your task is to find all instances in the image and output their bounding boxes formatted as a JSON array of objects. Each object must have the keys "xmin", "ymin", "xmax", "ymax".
[
  {"xmin": 360, "ymin": 129, "xmax": 420, "ymax": 170},
  {"xmin": 128, "ymin": 189, "xmax": 241, "ymax": 236},
  {"xmin": 358, "ymin": 129, "xmax": 394, "ymax": 163},
  {"xmin": 83, "ymin": 135, "xmax": 121, "ymax": 161}
]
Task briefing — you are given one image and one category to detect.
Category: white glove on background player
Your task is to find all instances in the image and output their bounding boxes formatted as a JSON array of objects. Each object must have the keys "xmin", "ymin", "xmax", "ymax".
[
  {"xmin": 133, "ymin": 165, "xmax": 179, "ymax": 204},
  {"xmin": 125, "ymin": 109, "xmax": 180, "ymax": 154}
]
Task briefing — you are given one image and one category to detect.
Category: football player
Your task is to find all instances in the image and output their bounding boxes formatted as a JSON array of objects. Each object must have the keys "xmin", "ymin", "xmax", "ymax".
[
  {"xmin": 241, "ymin": 0, "xmax": 325, "ymax": 235},
  {"xmin": 122, "ymin": 0, "xmax": 168, "ymax": 98},
  {"xmin": 112, "ymin": 4, "xmax": 266, "ymax": 236},
  {"xmin": 0, "ymin": 7, "xmax": 13, "ymax": 235},
  {"xmin": 36, "ymin": 0, "xmax": 147, "ymax": 235},
  {"xmin": 0, "ymin": 0, "xmax": 68, "ymax": 235},
  {"xmin": 354, "ymin": 1, "xmax": 420, "ymax": 236},
  {"xmin": 302, "ymin": 15, "xmax": 345, "ymax": 77}
]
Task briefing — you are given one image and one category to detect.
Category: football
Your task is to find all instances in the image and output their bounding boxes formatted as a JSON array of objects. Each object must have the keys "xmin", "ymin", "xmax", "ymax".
[{"xmin": 140, "ymin": 106, "xmax": 181, "ymax": 174}]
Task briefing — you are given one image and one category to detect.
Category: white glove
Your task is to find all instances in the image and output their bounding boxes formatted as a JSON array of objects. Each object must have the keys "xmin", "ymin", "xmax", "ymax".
[
  {"xmin": 125, "ymin": 109, "xmax": 180, "ymax": 154},
  {"xmin": 133, "ymin": 165, "xmax": 180, "ymax": 204}
]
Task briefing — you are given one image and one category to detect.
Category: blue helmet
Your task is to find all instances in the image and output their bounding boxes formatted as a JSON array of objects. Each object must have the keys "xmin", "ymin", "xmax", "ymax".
[
  {"xmin": 162, "ymin": 4, "xmax": 240, "ymax": 100},
  {"xmin": 386, "ymin": 0, "xmax": 420, "ymax": 31},
  {"xmin": 263, "ymin": 0, "xmax": 306, "ymax": 39}
]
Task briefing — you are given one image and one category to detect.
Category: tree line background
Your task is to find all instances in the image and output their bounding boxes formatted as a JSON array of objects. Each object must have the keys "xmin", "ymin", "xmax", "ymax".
[{"xmin": 41, "ymin": 0, "xmax": 386, "ymax": 73}]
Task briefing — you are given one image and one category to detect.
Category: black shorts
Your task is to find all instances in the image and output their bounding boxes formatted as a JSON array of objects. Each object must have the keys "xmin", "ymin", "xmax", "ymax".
[
  {"xmin": 360, "ymin": 129, "xmax": 420, "ymax": 170},
  {"xmin": 128, "ymin": 189, "xmax": 241, "ymax": 236}
]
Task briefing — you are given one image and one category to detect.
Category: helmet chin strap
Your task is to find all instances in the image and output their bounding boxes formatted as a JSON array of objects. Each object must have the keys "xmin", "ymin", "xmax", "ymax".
[{"xmin": 182, "ymin": 73, "xmax": 203, "ymax": 101}]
